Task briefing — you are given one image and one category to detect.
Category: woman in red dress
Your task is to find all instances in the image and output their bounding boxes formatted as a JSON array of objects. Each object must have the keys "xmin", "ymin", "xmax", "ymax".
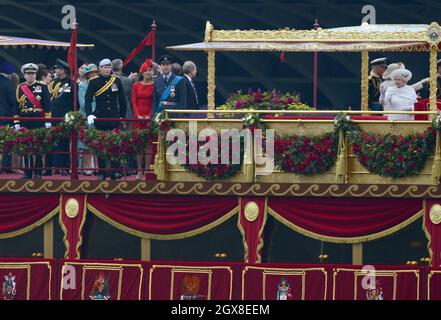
[{"xmin": 132, "ymin": 59, "xmax": 154, "ymax": 180}]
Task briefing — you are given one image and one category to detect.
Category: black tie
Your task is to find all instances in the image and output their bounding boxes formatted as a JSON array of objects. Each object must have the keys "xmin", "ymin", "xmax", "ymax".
[{"xmin": 164, "ymin": 76, "xmax": 168, "ymax": 88}]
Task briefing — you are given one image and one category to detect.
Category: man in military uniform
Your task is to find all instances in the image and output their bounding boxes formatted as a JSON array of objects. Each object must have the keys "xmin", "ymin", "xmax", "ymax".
[
  {"xmin": 85, "ymin": 58, "xmax": 127, "ymax": 181},
  {"xmin": 152, "ymin": 55, "xmax": 187, "ymax": 117},
  {"xmin": 49, "ymin": 59, "xmax": 76, "ymax": 175},
  {"xmin": 368, "ymin": 57, "xmax": 388, "ymax": 111},
  {"xmin": 15, "ymin": 63, "xmax": 52, "ymax": 179}
]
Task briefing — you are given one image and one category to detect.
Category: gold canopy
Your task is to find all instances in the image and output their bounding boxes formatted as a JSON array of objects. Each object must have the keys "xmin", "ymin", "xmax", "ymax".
[{"xmin": 167, "ymin": 21, "xmax": 441, "ymax": 111}]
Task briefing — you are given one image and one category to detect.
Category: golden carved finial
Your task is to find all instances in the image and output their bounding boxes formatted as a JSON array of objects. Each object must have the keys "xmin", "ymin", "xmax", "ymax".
[
  {"xmin": 427, "ymin": 22, "xmax": 441, "ymax": 45},
  {"xmin": 205, "ymin": 21, "xmax": 214, "ymax": 43}
]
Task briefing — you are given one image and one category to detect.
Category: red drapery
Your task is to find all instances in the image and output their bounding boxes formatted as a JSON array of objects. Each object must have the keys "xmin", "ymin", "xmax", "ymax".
[
  {"xmin": 424, "ymin": 200, "xmax": 441, "ymax": 266},
  {"xmin": 238, "ymin": 197, "xmax": 267, "ymax": 263},
  {"xmin": 87, "ymin": 195, "xmax": 239, "ymax": 239},
  {"xmin": 59, "ymin": 195, "xmax": 87, "ymax": 259},
  {"xmin": 268, "ymin": 198, "xmax": 423, "ymax": 243},
  {"xmin": 0, "ymin": 194, "xmax": 59, "ymax": 238}
]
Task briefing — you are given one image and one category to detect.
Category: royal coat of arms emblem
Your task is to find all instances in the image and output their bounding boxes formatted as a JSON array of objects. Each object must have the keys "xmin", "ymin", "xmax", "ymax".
[
  {"xmin": 276, "ymin": 278, "xmax": 293, "ymax": 300},
  {"xmin": 2, "ymin": 272, "xmax": 17, "ymax": 300},
  {"xmin": 366, "ymin": 280, "xmax": 384, "ymax": 300},
  {"xmin": 89, "ymin": 272, "xmax": 111, "ymax": 300},
  {"xmin": 179, "ymin": 275, "xmax": 205, "ymax": 300}
]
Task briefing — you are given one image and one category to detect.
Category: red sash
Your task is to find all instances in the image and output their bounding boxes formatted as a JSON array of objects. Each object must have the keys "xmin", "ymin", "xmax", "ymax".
[{"xmin": 20, "ymin": 83, "xmax": 43, "ymax": 110}]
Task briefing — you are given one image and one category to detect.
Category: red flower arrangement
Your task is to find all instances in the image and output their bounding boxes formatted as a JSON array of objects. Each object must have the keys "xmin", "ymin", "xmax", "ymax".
[
  {"xmin": 348, "ymin": 127, "xmax": 436, "ymax": 178},
  {"xmin": 274, "ymin": 133, "xmax": 338, "ymax": 175},
  {"xmin": 166, "ymin": 132, "xmax": 245, "ymax": 180}
]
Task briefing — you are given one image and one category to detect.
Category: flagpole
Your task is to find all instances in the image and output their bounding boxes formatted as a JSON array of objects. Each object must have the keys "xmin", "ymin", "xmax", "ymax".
[
  {"xmin": 71, "ymin": 19, "xmax": 79, "ymax": 180},
  {"xmin": 313, "ymin": 19, "xmax": 320, "ymax": 109},
  {"xmin": 151, "ymin": 20, "xmax": 157, "ymax": 61}
]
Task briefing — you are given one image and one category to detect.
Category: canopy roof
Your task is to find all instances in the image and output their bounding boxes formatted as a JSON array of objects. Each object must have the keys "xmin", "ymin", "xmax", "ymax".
[
  {"xmin": 0, "ymin": 35, "xmax": 94, "ymax": 49},
  {"xmin": 168, "ymin": 22, "xmax": 441, "ymax": 52}
]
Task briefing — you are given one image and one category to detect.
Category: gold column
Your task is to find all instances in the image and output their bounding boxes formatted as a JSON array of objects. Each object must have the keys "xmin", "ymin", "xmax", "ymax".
[
  {"xmin": 361, "ymin": 50, "xmax": 369, "ymax": 111},
  {"xmin": 336, "ymin": 127, "xmax": 347, "ymax": 183},
  {"xmin": 154, "ymin": 130, "xmax": 166, "ymax": 181},
  {"xmin": 207, "ymin": 49, "xmax": 216, "ymax": 112},
  {"xmin": 43, "ymin": 219, "xmax": 54, "ymax": 259},
  {"xmin": 352, "ymin": 243, "xmax": 363, "ymax": 265},
  {"xmin": 141, "ymin": 238, "xmax": 151, "ymax": 261},
  {"xmin": 432, "ymin": 130, "xmax": 441, "ymax": 185},
  {"xmin": 429, "ymin": 44, "xmax": 438, "ymax": 115}
]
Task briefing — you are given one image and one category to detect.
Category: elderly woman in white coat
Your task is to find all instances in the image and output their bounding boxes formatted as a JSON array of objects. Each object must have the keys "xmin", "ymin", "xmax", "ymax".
[
  {"xmin": 380, "ymin": 62, "xmax": 428, "ymax": 112},
  {"xmin": 384, "ymin": 69, "xmax": 418, "ymax": 120}
]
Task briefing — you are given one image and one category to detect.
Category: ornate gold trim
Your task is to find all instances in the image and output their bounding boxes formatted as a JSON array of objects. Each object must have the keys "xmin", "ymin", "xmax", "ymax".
[
  {"xmin": 422, "ymin": 199, "xmax": 435, "ymax": 266},
  {"xmin": 430, "ymin": 203, "xmax": 441, "ymax": 225},
  {"xmin": 244, "ymin": 201, "xmax": 259, "ymax": 222},
  {"xmin": 2, "ymin": 181, "xmax": 441, "ymax": 198}
]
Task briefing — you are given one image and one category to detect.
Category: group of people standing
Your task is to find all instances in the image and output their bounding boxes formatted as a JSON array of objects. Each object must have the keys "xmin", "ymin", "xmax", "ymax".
[
  {"xmin": 0, "ymin": 54, "xmax": 200, "ymax": 180},
  {"xmin": 368, "ymin": 57, "xmax": 441, "ymax": 120}
]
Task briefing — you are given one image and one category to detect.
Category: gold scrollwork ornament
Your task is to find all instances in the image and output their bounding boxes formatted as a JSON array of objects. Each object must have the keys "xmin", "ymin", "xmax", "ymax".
[
  {"xmin": 430, "ymin": 204, "xmax": 441, "ymax": 225},
  {"xmin": 65, "ymin": 198, "xmax": 79, "ymax": 219},
  {"xmin": 244, "ymin": 201, "xmax": 259, "ymax": 222}
]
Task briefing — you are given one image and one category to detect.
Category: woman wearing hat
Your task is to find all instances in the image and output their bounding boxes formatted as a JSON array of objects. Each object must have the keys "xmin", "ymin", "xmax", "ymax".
[
  {"xmin": 384, "ymin": 69, "xmax": 417, "ymax": 121},
  {"xmin": 78, "ymin": 63, "xmax": 98, "ymax": 175},
  {"xmin": 132, "ymin": 59, "xmax": 154, "ymax": 180}
]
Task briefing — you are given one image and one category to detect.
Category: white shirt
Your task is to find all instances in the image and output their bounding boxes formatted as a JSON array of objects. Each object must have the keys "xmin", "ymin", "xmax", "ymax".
[{"xmin": 384, "ymin": 85, "xmax": 417, "ymax": 120}]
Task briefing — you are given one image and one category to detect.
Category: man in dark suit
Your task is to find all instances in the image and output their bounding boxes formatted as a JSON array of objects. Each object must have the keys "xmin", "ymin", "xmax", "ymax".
[
  {"xmin": 152, "ymin": 55, "xmax": 187, "ymax": 117},
  {"xmin": 182, "ymin": 61, "xmax": 199, "ymax": 111},
  {"xmin": 0, "ymin": 62, "xmax": 18, "ymax": 172}
]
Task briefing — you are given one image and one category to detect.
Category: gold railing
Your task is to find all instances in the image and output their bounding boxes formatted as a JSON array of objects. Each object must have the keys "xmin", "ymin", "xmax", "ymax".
[{"xmin": 155, "ymin": 109, "xmax": 440, "ymax": 185}]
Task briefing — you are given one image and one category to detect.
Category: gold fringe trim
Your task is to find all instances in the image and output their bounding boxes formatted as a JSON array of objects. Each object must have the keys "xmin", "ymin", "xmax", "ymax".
[
  {"xmin": 237, "ymin": 198, "xmax": 268, "ymax": 263},
  {"xmin": 268, "ymin": 206, "xmax": 424, "ymax": 244},
  {"xmin": 422, "ymin": 199, "xmax": 435, "ymax": 266},
  {"xmin": 237, "ymin": 197, "xmax": 249, "ymax": 262},
  {"xmin": 336, "ymin": 128, "xmax": 347, "ymax": 183},
  {"xmin": 154, "ymin": 131, "xmax": 166, "ymax": 181},
  {"xmin": 255, "ymin": 198, "xmax": 268, "ymax": 263},
  {"xmin": 0, "ymin": 205, "xmax": 59, "ymax": 239},
  {"xmin": 87, "ymin": 204, "xmax": 239, "ymax": 240}
]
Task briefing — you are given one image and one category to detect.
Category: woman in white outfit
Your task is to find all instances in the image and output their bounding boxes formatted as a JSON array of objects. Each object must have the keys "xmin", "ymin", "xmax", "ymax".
[
  {"xmin": 384, "ymin": 68, "xmax": 417, "ymax": 120},
  {"xmin": 380, "ymin": 62, "xmax": 428, "ymax": 112}
]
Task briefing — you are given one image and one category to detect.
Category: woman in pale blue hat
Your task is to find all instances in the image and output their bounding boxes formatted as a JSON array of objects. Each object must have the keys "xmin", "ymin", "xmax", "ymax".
[{"xmin": 78, "ymin": 63, "xmax": 98, "ymax": 175}]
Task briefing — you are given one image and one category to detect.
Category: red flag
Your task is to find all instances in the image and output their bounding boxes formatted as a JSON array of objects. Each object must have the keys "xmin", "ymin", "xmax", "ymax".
[
  {"xmin": 123, "ymin": 31, "xmax": 154, "ymax": 67},
  {"xmin": 67, "ymin": 22, "xmax": 78, "ymax": 81},
  {"xmin": 280, "ymin": 51, "xmax": 286, "ymax": 63}
]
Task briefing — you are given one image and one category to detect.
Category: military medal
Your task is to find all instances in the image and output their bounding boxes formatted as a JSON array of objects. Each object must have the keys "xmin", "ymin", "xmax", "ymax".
[{"xmin": 170, "ymin": 84, "xmax": 176, "ymax": 98}]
